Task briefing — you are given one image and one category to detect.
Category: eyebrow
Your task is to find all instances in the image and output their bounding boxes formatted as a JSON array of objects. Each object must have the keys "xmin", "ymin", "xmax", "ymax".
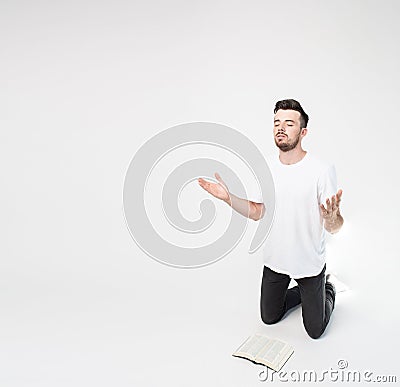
[{"xmin": 274, "ymin": 119, "xmax": 295, "ymax": 123}]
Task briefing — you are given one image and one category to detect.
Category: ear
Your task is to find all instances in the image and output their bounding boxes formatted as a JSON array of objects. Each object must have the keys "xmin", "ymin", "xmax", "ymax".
[{"xmin": 301, "ymin": 127, "xmax": 308, "ymax": 137}]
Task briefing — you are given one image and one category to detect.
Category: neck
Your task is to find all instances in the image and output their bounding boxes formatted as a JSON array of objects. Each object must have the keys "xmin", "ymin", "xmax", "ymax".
[{"xmin": 279, "ymin": 146, "xmax": 307, "ymax": 165}]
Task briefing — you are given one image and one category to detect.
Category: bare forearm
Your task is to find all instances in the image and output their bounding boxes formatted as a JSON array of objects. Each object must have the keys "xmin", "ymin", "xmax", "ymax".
[
  {"xmin": 324, "ymin": 214, "xmax": 344, "ymax": 234},
  {"xmin": 224, "ymin": 193, "xmax": 264, "ymax": 221}
]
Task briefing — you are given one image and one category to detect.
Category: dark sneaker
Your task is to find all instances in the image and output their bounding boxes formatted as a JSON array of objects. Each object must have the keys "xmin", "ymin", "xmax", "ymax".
[{"xmin": 325, "ymin": 274, "xmax": 336, "ymax": 310}]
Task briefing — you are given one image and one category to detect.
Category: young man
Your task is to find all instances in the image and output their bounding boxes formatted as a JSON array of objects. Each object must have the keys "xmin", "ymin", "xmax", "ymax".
[{"xmin": 198, "ymin": 99, "xmax": 343, "ymax": 339}]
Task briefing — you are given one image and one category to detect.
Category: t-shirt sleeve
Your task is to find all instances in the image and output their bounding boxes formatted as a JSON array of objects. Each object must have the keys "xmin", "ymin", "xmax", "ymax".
[
  {"xmin": 317, "ymin": 164, "xmax": 338, "ymax": 206},
  {"xmin": 246, "ymin": 185, "xmax": 264, "ymax": 203}
]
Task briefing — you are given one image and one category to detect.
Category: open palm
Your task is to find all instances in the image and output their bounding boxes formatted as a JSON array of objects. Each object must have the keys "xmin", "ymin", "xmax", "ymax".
[
  {"xmin": 197, "ymin": 172, "xmax": 230, "ymax": 202},
  {"xmin": 320, "ymin": 189, "xmax": 343, "ymax": 221}
]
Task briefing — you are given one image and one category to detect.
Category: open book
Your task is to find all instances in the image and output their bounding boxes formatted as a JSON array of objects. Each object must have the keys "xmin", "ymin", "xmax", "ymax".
[{"xmin": 232, "ymin": 334, "xmax": 294, "ymax": 372}]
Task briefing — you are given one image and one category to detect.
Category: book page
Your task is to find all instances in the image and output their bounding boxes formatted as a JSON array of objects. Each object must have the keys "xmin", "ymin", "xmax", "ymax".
[
  {"xmin": 257, "ymin": 341, "xmax": 294, "ymax": 371},
  {"xmin": 233, "ymin": 334, "xmax": 273, "ymax": 360},
  {"xmin": 276, "ymin": 344, "xmax": 294, "ymax": 370}
]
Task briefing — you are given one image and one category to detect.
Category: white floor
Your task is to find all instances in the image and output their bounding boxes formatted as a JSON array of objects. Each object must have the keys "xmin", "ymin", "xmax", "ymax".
[{"xmin": 1, "ymin": 243, "xmax": 398, "ymax": 387}]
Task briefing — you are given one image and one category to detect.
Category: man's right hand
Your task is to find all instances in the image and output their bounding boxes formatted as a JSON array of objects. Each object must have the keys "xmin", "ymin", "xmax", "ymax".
[{"xmin": 197, "ymin": 172, "xmax": 231, "ymax": 203}]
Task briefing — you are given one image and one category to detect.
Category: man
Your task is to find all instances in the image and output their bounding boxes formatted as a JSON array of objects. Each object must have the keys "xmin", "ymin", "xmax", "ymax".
[{"xmin": 197, "ymin": 99, "xmax": 344, "ymax": 339}]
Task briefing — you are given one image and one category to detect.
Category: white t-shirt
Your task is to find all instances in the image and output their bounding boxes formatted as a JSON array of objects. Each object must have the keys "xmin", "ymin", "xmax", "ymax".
[{"xmin": 260, "ymin": 152, "xmax": 337, "ymax": 279}]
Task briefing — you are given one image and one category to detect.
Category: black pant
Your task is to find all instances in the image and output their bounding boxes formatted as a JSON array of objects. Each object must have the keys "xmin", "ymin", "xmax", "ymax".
[{"xmin": 260, "ymin": 264, "xmax": 335, "ymax": 339}]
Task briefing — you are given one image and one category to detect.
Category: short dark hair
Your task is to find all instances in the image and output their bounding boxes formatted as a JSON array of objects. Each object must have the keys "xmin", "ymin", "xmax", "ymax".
[{"xmin": 274, "ymin": 99, "xmax": 309, "ymax": 129}]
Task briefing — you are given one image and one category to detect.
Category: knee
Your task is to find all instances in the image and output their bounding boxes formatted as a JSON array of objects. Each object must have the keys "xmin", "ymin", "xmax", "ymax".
[
  {"xmin": 305, "ymin": 325, "xmax": 323, "ymax": 339},
  {"xmin": 261, "ymin": 310, "xmax": 282, "ymax": 325}
]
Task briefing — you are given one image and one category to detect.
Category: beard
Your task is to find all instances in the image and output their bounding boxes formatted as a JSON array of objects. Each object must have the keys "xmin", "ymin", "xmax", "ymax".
[{"xmin": 275, "ymin": 130, "xmax": 301, "ymax": 152}]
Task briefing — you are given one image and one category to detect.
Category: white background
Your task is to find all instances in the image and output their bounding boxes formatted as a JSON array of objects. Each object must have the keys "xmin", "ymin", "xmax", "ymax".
[{"xmin": 1, "ymin": 0, "xmax": 399, "ymax": 386}]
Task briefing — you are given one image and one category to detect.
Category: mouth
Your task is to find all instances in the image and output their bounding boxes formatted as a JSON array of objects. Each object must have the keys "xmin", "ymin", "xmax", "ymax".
[{"xmin": 276, "ymin": 134, "xmax": 287, "ymax": 139}]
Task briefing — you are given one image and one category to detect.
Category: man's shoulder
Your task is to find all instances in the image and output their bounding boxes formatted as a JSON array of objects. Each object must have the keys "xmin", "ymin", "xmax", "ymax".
[{"xmin": 306, "ymin": 153, "xmax": 335, "ymax": 170}]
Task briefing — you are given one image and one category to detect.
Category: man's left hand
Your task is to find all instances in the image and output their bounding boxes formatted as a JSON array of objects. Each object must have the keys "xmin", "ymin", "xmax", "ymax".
[{"xmin": 320, "ymin": 189, "xmax": 343, "ymax": 224}]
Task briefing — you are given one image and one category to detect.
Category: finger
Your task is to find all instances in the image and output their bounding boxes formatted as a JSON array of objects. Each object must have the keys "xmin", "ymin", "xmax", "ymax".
[
  {"xmin": 331, "ymin": 195, "xmax": 337, "ymax": 211},
  {"xmin": 198, "ymin": 178, "xmax": 207, "ymax": 187},
  {"xmin": 336, "ymin": 189, "xmax": 343, "ymax": 205},
  {"xmin": 214, "ymin": 172, "xmax": 227, "ymax": 189},
  {"xmin": 320, "ymin": 203, "xmax": 327, "ymax": 212},
  {"xmin": 335, "ymin": 192, "xmax": 342, "ymax": 210},
  {"xmin": 326, "ymin": 198, "xmax": 331, "ymax": 213},
  {"xmin": 199, "ymin": 177, "xmax": 214, "ymax": 188},
  {"xmin": 198, "ymin": 177, "xmax": 210, "ymax": 183},
  {"xmin": 198, "ymin": 179, "xmax": 210, "ymax": 191}
]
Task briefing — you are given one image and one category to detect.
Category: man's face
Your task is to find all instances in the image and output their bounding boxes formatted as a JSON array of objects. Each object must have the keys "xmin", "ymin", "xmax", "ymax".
[{"xmin": 273, "ymin": 109, "xmax": 306, "ymax": 152}]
